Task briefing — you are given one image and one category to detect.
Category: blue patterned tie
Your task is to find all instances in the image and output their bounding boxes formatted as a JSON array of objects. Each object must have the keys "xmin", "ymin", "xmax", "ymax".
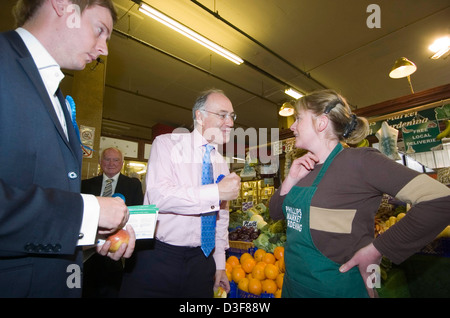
[{"xmin": 201, "ymin": 144, "xmax": 216, "ymax": 257}]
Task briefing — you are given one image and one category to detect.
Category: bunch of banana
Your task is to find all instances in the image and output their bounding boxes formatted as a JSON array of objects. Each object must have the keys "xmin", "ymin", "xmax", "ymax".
[{"xmin": 436, "ymin": 120, "xmax": 450, "ymax": 140}]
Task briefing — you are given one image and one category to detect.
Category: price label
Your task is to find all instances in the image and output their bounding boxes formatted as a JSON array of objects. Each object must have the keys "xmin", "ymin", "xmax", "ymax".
[
  {"xmin": 243, "ymin": 221, "xmax": 257, "ymax": 229},
  {"xmin": 242, "ymin": 201, "xmax": 254, "ymax": 211}
]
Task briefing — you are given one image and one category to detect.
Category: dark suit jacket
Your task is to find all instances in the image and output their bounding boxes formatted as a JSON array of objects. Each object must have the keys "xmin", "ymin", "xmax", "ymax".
[
  {"xmin": 0, "ymin": 31, "xmax": 84, "ymax": 297},
  {"xmin": 81, "ymin": 174, "xmax": 144, "ymax": 206}
]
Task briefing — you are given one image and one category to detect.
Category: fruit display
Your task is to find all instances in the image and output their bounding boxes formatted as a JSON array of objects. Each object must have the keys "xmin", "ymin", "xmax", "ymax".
[
  {"xmin": 229, "ymin": 226, "xmax": 260, "ymax": 241},
  {"xmin": 253, "ymin": 221, "xmax": 286, "ymax": 253},
  {"xmin": 229, "ymin": 203, "xmax": 287, "ymax": 253},
  {"xmin": 226, "ymin": 247, "xmax": 285, "ymax": 298}
]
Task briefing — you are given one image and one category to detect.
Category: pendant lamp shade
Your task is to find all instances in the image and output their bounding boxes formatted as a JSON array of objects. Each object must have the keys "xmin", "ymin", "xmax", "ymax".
[
  {"xmin": 389, "ymin": 57, "xmax": 417, "ymax": 79},
  {"xmin": 279, "ymin": 102, "xmax": 295, "ymax": 117}
]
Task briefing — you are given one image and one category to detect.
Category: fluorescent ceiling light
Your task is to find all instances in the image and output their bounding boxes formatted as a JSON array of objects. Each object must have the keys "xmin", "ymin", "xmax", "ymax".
[
  {"xmin": 429, "ymin": 36, "xmax": 450, "ymax": 60},
  {"xmin": 285, "ymin": 88, "xmax": 303, "ymax": 99},
  {"xmin": 138, "ymin": 3, "xmax": 244, "ymax": 65}
]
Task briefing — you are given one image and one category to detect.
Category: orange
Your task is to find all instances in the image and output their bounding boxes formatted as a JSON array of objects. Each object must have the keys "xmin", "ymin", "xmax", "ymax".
[
  {"xmin": 251, "ymin": 263, "xmax": 266, "ymax": 280},
  {"xmin": 261, "ymin": 279, "xmax": 277, "ymax": 294},
  {"xmin": 262, "ymin": 252, "xmax": 276, "ymax": 265},
  {"xmin": 276, "ymin": 273, "xmax": 284, "ymax": 289},
  {"xmin": 246, "ymin": 273, "xmax": 254, "ymax": 280},
  {"xmin": 254, "ymin": 249, "xmax": 266, "ymax": 262},
  {"xmin": 225, "ymin": 263, "xmax": 232, "ymax": 273},
  {"xmin": 264, "ymin": 263, "xmax": 279, "ymax": 280},
  {"xmin": 274, "ymin": 288, "xmax": 282, "ymax": 298},
  {"xmin": 231, "ymin": 266, "xmax": 246, "ymax": 283},
  {"xmin": 274, "ymin": 246, "xmax": 284, "ymax": 260},
  {"xmin": 248, "ymin": 278, "xmax": 262, "ymax": 295},
  {"xmin": 237, "ymin": 277, "xmax": 249, "ymax": 292},
  {"xmin": 241, "ymin": 257, "xmax": 256, "ymax": 274},
  {"xmin": 256, "ymin": 261, "xmax": 267, "ymax": 268},
  {"xmin": 226, "ymin": 255, "xmax": 240, "ymax": 268},
  {"xmin": 240, "ymin": 252, "xmax": 253, "ymax": 265}
]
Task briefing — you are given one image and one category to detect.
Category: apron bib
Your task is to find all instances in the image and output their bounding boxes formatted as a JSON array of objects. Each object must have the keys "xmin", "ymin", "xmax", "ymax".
[{"xmin": 282, "ymin": 143, "xmax": 368, "ymax": 298}]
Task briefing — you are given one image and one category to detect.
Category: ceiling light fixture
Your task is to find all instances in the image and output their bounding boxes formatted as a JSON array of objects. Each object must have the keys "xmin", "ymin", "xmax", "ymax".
[
  {"xmin": 428, "ymin": 36, "xmax": 450, "ymax": 60},
  {"xmin": 279, "ymin": 102, "xmax": 295, "ymax": 117},
  {"xmin": 389, "ymin": 57, "xmax": 417, "ymax": 94},
  {"xmin": 137, "ymin": 2, "xmax": 244, "ymax": 65},
  {"xmin": 284, "ymin": 88, "xmax": 303, "ymax": 100}
]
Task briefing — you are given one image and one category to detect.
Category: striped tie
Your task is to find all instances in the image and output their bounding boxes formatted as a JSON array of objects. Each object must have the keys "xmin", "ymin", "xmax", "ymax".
[
  {"xmin": 201, "ymin": 144, "xmax": 216, "ymax": 257},
  {"xmin": 102, "ymin": 179, "xmax": 113, "ymax": 197}
]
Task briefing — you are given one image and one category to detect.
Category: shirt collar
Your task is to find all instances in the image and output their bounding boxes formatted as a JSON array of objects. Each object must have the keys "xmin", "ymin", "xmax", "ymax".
[
  {"xmin": 192, "ymin": 127, "xmax": 217, "ymax": 152},
  {"xmin": 15, "ymin": 27, "xmax": 64, "ymax": 96},
  {"xmin": 103, "ymin": 173, "xmax": 120, "ymax": 183}
]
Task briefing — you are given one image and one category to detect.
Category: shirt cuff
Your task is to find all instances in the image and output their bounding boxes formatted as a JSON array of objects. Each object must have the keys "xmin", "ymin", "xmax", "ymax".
[
  {"xmin": 77, "ymin": 194, "xmax": 100, "ymax": 246},
  {"xmin": 199, "ymin": 183, "xmax": 220, "ymax": 213}
]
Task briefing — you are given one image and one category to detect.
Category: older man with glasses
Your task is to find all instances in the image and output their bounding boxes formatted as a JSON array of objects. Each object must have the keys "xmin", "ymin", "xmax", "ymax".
[{"xmin": 120, "ymin": 89, "xmax": 241, "ymax": 298}]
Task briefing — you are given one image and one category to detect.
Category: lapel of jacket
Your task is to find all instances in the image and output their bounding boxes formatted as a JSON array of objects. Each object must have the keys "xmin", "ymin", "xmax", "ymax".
[
  {"xmin": 5, "ymin": 31, "xmax": 82, "ymax": 165},
  {"xmin": 56, "ymin": 88, "xmax": 82, "ymax": 166}
]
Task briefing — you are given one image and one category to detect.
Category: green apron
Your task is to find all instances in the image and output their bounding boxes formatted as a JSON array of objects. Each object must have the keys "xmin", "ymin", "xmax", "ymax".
[{"xmin": 282, "ymin": 143, "xmax": 368, "ymax": 298}]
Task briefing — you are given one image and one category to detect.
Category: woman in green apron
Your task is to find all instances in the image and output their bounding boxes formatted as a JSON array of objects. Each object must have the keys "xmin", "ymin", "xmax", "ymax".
[{"xmin": 270, "ymin": 90, "xmax": 450, "ymax": 298}]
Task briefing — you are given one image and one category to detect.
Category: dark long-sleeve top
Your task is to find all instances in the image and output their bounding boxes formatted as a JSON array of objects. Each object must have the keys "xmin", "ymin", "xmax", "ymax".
[{"xmin": 269, "ymin": 147, "xmax": 450, "ymax": 265}]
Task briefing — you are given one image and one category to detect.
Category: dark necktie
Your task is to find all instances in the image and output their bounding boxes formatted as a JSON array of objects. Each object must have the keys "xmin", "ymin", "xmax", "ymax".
[{"xmin": 201, "ymin": 144, "xmax": 216, "ymax": 257}]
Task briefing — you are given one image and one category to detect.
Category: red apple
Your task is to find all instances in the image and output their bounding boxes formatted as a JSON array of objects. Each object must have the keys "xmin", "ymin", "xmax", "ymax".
[{"xmin": 106, "ymin": 229, "xmax": 130, "ymax": 253}]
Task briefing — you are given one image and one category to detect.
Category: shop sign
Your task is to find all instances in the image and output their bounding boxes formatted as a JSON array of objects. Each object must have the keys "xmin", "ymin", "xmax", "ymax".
[
  {"xmin": 368, "ymin": 103, "xmax": 450, "ymax": 136},
  {"xmin": 402, "ymin": 121, "xmax": 442, "ymax": 153}
]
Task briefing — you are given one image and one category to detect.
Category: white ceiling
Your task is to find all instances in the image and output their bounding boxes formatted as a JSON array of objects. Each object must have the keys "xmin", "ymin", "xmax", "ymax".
[{"xmin": 1, "ymin": 0, "xmax": 449, "ymax": 141}]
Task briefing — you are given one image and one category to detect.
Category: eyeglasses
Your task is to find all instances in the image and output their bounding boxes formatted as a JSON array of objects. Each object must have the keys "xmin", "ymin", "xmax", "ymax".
[{"xmin": 202, "ymin": 109, "xmax": 237, "ymax": 121}]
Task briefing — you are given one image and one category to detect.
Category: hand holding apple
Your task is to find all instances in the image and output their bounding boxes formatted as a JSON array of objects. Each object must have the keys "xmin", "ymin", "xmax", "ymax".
[
  {"xmin": 106, "ymin": 229, "xmax": 130, "ymax": 253},
  {"xmin": 97, "ymin": 224, "xmax": 136, "ymax": 261}
]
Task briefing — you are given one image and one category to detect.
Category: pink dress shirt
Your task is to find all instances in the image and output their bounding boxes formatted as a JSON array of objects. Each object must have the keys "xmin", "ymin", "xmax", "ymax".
[{"xmin": 144, "ymin": 129, "xmax": 230, "ymax": 270}]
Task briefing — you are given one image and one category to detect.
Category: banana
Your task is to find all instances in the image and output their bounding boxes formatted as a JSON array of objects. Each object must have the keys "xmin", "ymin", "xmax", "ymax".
[
  {"xmin": 436, "ymin": 120, "xmax": 450, "ymax": 140},
  {"xmin": 356, "ymin": 139, "xmax": 369, "ymax": 147}
]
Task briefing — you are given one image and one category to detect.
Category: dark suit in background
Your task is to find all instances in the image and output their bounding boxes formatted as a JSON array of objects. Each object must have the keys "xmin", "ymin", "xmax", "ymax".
[
  {"xmin": 81, "ymin": 174, "xmax": 144, "ymax": 206},
  {"xmin": 81, "ymin": 173, "xmax": 143, "ymax": 297}
]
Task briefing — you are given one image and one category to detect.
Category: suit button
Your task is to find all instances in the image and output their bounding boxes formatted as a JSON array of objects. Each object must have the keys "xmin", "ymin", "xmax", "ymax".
[
  {"xmin": 54, "ymin": 244, "xmax": 62, "ymax": 252},
  {"xmin": 68, "ymin": 171, "xmax": 77, "ymax": 179},
  {"xmin": 78, "ymin": 233, "xmax": 84, "ymax": 239},
  {"xmin": 24, "ymin": 243, "xmax": 35, "ymax": 252}
]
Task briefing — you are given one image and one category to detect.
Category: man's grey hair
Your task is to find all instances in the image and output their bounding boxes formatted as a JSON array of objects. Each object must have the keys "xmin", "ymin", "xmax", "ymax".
[{"xmin": 192, "ymin": 88, "xmax": 226, "ymax": 125}]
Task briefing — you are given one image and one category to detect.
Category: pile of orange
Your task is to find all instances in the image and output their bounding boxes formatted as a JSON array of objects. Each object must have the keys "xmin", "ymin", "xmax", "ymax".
[{"xmin": 226, "ymin": 246, "xmax": 284, "ymax": 298}]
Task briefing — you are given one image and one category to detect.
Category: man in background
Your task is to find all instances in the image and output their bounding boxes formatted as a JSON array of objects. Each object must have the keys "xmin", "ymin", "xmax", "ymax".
[{"xmin": 82, "ymin": 147, "xmax": 144, "ymax": 297}]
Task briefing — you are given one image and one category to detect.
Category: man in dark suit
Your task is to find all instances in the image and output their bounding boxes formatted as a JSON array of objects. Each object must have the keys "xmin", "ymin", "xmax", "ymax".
[
  {"xmin": 81, "ymin": 147, "xmax": 144, "ymax": 206},
  {"xmin": 0, "ymin": 0, "xmax": 134, "ymax": 297},
  {"xmin": 81, "ymin": 147, "xmax": 144, "ymax": 297}
]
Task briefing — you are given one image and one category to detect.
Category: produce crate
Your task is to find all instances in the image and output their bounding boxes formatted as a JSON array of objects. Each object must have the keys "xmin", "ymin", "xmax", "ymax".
[
  {"xmin": 229, "ymin": 281, "xmax": 274, "ymax": 299},
  {"xmin": 227, "ymin": 241, "xmax": 256, "ymax": 258},
  {"xmin": 418, "ymin": 238, "xmax": 450, "ymax": 257}
]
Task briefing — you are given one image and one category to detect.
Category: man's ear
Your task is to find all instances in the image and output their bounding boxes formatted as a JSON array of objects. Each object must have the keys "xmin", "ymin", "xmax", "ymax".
[
  {"xmin": 50, "ymin": 0, "xmax": 68, "ymax": 17},
  {"xmin": 195, "ymin": 109, "xmax": 204, "ymax": 126}
]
